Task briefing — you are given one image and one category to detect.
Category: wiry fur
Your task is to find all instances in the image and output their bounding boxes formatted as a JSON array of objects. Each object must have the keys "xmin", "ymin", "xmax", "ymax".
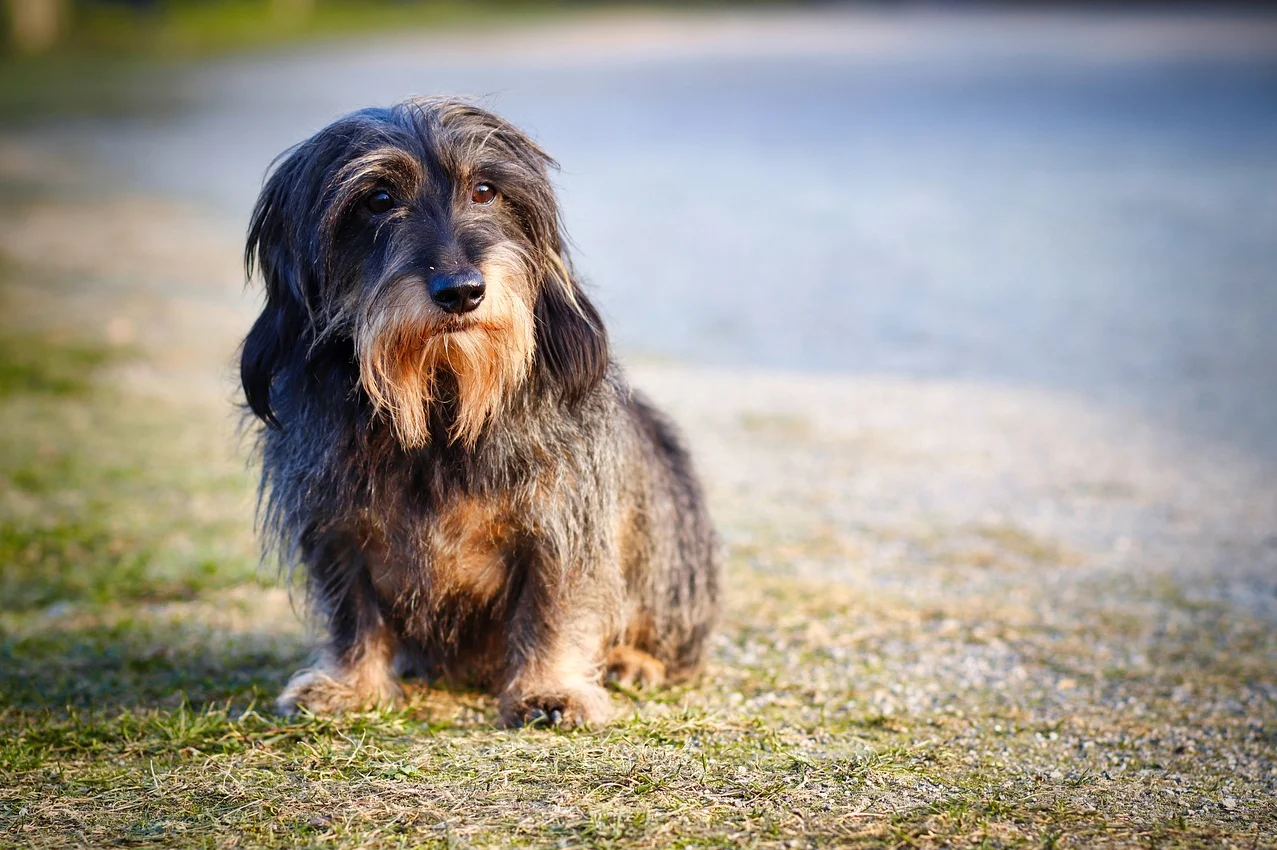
[{"xmin": 240, "ymin": 97, "xmax": 720, "ymax": 728}]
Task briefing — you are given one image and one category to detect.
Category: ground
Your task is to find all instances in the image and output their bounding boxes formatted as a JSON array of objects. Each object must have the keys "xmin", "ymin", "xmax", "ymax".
[{"xmin": 2, "ymin": 8, "xmax": 1277, "ymax": 849}]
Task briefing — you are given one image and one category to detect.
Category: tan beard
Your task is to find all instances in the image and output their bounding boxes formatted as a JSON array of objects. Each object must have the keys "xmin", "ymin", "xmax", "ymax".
[{"xmin": 355, "ymin": 247, "xmax": 535, "ymax": 449}]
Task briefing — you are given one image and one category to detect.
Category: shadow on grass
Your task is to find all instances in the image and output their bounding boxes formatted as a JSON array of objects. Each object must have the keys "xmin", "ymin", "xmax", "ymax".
[{"xmin": 0, "ymin": 610, "xmax": 305, "ymax": 711}]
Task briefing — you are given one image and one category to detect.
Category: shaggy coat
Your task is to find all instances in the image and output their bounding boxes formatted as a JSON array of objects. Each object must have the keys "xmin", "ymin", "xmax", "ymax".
[{"xmin": 240, "ymin": 97, "xmax": 719, "ymax": 727}]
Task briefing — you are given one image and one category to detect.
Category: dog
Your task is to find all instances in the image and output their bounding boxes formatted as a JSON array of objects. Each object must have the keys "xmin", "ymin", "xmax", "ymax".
[{"xmin": 240, "ymin": 97, "xmax": 720, "ymax": 728}]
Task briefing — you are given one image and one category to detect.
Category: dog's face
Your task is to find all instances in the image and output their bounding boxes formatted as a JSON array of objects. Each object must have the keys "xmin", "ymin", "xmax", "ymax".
[{"xmin": 242, "ymin": 98, "xmax": 606, "ymax": 448}]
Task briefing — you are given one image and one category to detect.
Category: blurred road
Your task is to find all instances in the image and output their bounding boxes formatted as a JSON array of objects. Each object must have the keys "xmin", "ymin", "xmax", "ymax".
[{"xmin": 46, "ymin": 7, "xmax": 1277, "ymax": 462}]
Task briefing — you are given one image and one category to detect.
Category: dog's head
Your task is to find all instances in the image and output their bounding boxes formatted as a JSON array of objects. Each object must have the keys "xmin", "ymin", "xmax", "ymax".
[{"xmin": 241, "ymin": 97, "xmax": 607, "ymax": 448}]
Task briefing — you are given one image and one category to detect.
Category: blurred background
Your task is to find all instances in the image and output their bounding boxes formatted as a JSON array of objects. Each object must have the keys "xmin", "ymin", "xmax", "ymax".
[
  {"xmin": 4, "ymin": 0, "xmax": 1277, "ymax": 655},
  {"xmin": 6, "ymin": 1, "xmax": 1277, "ymax": 452},
  {"xmin": 3, "ymin": 0, "xmax": 1277, "ymax": 627},
  {"xmin": 3, "ymin": 0, "xmax": 1277, "ymax": 734},
  {"xmin": 3, "ymin": 2, "xmax": 1277, "ymax": 842}
]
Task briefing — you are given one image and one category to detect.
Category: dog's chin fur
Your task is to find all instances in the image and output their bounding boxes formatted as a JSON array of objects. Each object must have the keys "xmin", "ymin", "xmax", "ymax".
[{"xmin": 357, "ymin": 245, "xmax": 535, "ymax": 448}]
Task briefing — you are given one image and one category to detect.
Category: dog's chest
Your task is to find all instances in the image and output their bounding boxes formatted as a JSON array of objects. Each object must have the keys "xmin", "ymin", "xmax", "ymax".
[{"xmin": 367, "ymin": 495, "xmax": 516, "ymax": 608}]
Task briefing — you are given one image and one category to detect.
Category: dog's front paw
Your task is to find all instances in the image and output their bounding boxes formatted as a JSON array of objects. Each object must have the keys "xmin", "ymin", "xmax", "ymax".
[
  {"xmin": 499, "ymin": 684, "xmax": 612, "ymax": 729},
  {"xmin": 276, "ymin": 667, "xmax": 402, "ymax": 716}
]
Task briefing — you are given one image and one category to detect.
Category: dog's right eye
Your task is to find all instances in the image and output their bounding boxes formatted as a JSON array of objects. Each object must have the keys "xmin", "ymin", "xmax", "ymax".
[{"xmin": 366, "ymin": 190, "xmax": 395, "ymax": 214}]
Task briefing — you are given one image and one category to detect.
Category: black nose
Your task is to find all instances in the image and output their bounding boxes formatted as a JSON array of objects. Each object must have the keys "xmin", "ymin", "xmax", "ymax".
[{"xmin": 428, "ymin": 269, "xmax": 485, "ymax": 314}]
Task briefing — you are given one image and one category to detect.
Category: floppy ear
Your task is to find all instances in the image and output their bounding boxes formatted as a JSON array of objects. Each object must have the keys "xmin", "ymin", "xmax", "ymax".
[
  {"xmin": 240, "ymin": 290, "xmax": 302, "ymax": 430},
  {"xmin": 241, "ymin": 125, "xmax": 355, "ymax": 428},
  {"xmin": 241, "ymin": 151, "xmax": 312, "ymax": 429},
  {"xmin": 533, "ymin": 272, "xmax": 609, "ymax": 405}
]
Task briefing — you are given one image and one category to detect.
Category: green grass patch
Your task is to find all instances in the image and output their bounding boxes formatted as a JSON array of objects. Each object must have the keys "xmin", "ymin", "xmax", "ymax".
[
  {"xmin": 0, "ymin": 519, "xmax": 205, "ymax": 609},
  {"xmin": 0, "ymin": 328, "xmax": 111, "ymax": 398},
  {"xmin": 0, "ymin": 0, "xmax": 583, "ymax": 124},
  {"xmin": 0, "ymin": 305, "xmax": 259, "ymax": 621},
  {"xmin": 0, "ymin": 53, "xmax": 184, "ymax": 124},
  {"xmin": 0, "ymin": 389, "xmax": 260, "ymax": 612},
  {"xmin": 65, "ymin": 0, "xmax": 564, "ymax": 57}
]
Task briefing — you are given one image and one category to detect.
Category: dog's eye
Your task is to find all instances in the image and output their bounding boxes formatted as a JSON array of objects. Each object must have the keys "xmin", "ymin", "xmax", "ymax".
[
  {"xmin": 471, "ymin": 183, "xmax": 497, "ymax": 205},
  {"xmin": 366, "ymin": 190, "xmax": 395, "ymax": 214}
]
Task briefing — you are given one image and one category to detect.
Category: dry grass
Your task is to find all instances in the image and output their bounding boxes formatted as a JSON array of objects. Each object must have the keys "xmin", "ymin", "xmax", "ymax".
[{"xmin": 1, "ymin": 151, "xmax": 1275, "ymax": 850}]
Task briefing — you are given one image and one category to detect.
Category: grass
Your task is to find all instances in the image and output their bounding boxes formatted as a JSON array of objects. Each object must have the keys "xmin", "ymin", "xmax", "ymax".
[
  {"xmin": 0, "ymin": 329, "xmax": 112, "ymax": 398},
  {"xmin": 0, "ymin": 1, "xmax": 555, "ymax": 124},
  {"xmin": 1, "ymin": 161, "xmax": 1275, "ymax": 848},
  {"xmin": 0, "ymin": 53, "xmax": 184, "ymax": 124},
  {"xmin": 70, "ymin": 0, "xmax": 560, "ymax": 56},
  {"xmin": 0, "ymin": 0, "xmax": 732, "ymax": 124},
  {"xmin": 0, "ymin": 324, "xmax": 258, "ymax": 614},
  {"xmin": 5, "ymin": 567, "xmax": 1274, "ymax": 847},
  {"xmin": 0, "ymin": 1, "xmax": 516, "ymax": 124}
]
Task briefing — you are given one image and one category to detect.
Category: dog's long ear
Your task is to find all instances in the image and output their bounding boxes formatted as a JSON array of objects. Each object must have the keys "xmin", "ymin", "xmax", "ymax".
[
  {"xmin": 242, "ymin": 153, "xmax": 307, "ymax": 429},
  {"xmin": 241, "ymin": 127, "xmax": 353, "ymax": 428},
  {"xmin": 534, "ymin": 271, "xmax": 609, "ymax": 405},
  {"xmin": 240, "ymin": 291, "xmax": 301, "ymax": 429}
]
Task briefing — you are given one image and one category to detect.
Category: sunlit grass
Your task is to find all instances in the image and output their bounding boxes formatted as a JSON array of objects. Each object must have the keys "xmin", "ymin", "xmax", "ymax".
[{"xmin": 0, "ymin": 330, "xmax": 258, "ymax": 613}]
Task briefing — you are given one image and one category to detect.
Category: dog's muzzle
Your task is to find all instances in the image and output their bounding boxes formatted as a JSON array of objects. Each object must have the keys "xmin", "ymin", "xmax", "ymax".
[{"xmin": 429, "ymin": 269, "xmax": 486, "ymax": 315}]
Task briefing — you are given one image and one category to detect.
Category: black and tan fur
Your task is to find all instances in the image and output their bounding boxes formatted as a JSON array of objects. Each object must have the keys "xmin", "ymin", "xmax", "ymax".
[{"xmin": 240, "ymin": 97, "xmax": 719, "ymax": 728}]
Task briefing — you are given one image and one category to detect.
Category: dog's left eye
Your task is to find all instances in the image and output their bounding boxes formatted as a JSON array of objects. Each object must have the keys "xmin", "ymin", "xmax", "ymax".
[
  {"xmin": 366, "ymin": 190, "xmax": 395, "ymax": 214},
  {"xmin": 471, "ymin": 183, "xmax": 497, "ymax": 205}
]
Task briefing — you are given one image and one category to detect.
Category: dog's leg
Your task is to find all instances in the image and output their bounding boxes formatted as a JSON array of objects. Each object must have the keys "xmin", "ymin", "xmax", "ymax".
[
  {"xmin": 278, "ymin": 554, "xmax": 402, "ymax": 716},
  {"xmin": 499, "ymin": 628, "xmax": 613, "ymax": 729},
  {"xmin": 278, "ymin": 626, "xmax": 401, "ymax": 716},
  {"xmin": 498, "ymin": 549, "xmax": 618, "ymax": 729}
]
